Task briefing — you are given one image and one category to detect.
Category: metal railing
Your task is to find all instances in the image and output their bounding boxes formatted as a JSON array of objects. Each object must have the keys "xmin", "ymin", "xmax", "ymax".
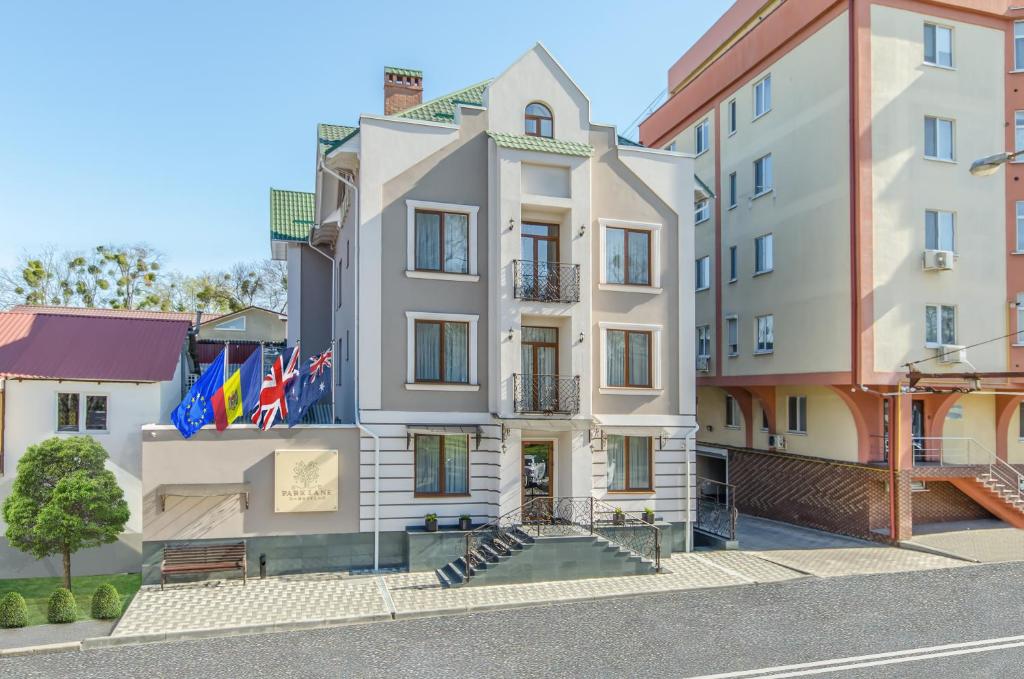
[
  {"xmin": 513, "ymin": 374, "xmax": 580, "ymax": 414},
  {"xmin": 913, "ymin": 436, "xmax": 1024, "ymax": 496},
  {"xmin": 696, "ymin": 477, "xmax": 737, "ymax": 541},
  {"xmin": 513, "ymin": 260, "xmax": 580, "ymax": 303},
  {"xmin": 463, "ymin": 496, "xmax": 661, "ymax": 583}
]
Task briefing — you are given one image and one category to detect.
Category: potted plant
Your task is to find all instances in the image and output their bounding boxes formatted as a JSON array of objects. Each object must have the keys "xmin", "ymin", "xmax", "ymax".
[
  {"xmin": 424, "ymin": 513, "xmax": 438, "ymax": 532},
  {"xmin": 643, "ymin": 507, "xmax": 655, "ymax": 524},
  {"xmin": 612, "ymin": 507, "xmax": 626, "ymax": 526},
  {"xmin": 458, "ymin": 514, "xmax": 472, "ymax": 531}
]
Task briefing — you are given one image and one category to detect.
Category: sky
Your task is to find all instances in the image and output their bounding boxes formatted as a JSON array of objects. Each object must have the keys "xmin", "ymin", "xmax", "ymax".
[{"xmin": 0, "ymin": 1, "xmax": 733, "ymax": 275}]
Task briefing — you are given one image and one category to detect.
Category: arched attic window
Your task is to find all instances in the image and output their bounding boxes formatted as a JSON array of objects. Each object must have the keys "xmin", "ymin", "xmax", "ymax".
[{"xmin": 524, "ymin": 103, "xmax": 553, "ymax": 138}]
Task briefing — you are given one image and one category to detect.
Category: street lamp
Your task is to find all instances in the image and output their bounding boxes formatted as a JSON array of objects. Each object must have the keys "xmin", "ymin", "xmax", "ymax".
[{"xmin": 969, "ymin": 151, "xmax": 1023, "ymax": 176}]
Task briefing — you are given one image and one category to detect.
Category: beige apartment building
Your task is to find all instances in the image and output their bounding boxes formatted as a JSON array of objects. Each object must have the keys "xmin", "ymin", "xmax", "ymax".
[{"xmin": 641, "ymin": 0, "xmax": 1024, "ymax": 541}]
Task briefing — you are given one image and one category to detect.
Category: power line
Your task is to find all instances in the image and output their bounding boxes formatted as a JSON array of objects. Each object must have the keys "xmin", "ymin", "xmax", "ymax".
[{"xmin": 904, "ymin": 329, "xmax": 1021, "ymax": 368}]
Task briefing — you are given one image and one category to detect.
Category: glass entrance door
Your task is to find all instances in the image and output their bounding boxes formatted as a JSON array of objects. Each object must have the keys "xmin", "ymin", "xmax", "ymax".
[
  {"xmin": 522, "ymin": 441, "xmax": 553, "ymax": 520},
  {"xmin": 521, "ymin": 223, "xmax": 559, "ymax": 300},
  {"xmin": 521, "ymin": 327, "xmax": 558, "ymax": 412}
]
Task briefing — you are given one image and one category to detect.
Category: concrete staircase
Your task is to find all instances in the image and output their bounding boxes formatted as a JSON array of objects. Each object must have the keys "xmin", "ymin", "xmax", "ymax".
[{"xmin": 950, "ymin": 472, "xmax": 1024, "ymax": 529}]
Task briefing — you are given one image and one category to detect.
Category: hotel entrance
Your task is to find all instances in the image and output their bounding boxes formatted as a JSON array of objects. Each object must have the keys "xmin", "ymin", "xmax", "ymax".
[{"xmin": 522, "ymin": 441, "xmax": 553, "ymax": 519}]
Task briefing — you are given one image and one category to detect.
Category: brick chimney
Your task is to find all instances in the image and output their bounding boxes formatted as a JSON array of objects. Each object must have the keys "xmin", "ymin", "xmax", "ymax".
[{"xmin": 384, "ymin": 67, "xmax": 423, "ymax": 115}]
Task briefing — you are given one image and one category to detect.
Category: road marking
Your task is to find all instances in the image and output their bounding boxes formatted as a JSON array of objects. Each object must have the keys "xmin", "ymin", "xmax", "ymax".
[
  {"xmin": 685, "ymin": 634, "xmax": 1024, "ymax": 678},
  {"xmin": 690, "ymin": 554, "xmax": 756, "ymax": 584}
]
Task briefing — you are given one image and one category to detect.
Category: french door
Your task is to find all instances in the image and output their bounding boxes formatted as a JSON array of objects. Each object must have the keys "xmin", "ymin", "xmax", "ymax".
[
  {"xmin": 521, "ymin": 326, "xmax": 558, "ymax": 412},
  {"xmin": 520, "ymin": 223, "xmax": 559, "ymax": 300}
]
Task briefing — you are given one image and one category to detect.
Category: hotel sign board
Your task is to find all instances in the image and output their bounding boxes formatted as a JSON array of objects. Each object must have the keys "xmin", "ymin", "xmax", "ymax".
[{"xmin": 274, "ymin": 450, "xmax": 339, "ymax": 513}]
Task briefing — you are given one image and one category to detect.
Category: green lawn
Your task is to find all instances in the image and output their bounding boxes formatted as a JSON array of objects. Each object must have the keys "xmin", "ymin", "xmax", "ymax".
[{"xmin": 0, "ymin": 572, "xmax": 140, "ymax": 626}]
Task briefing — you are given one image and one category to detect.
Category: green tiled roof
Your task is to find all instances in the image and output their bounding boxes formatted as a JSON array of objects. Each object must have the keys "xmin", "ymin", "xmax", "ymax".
[
  {"xmin": 397, "ymin": 79, "xmax": 491, "ymax": 123},
  {"xmin": 318, "ymin": 123, "xmax": 358, "ymax": 156},
  {"xmin": 385, "ymin": 66, "xmax": 422, "ymax": 78},
  {"xmin": 486, "ymin": 131, "xmax": 593, "ymax": 157},
  {"xmin": 270, "ymin": 189, "xmax": 315, "ymax": 242}
]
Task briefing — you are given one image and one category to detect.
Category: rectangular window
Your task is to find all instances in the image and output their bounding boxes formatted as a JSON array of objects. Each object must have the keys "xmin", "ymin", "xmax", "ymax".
[
  {"xmin": 56, "ymin": 393, "xmax": 79, "ymax": 432},
  {"xmin": 727, "ymin": 316, "xmax": 739, "ymax": 356},
  {"xmin": 754, "ymin": 75, "xmax": 772, "ymax": 118},
  {"xmin": 414, "ymin": 434, "xmax": 469, "ymax": 496},
  {"xmin": 695, "ymin": 256, "xmax": 711, "ymax": 291},
  {"xmin": 925, "ymin": 210, "xmax": 955, "ymax": 251},
  {"xmin": 728, "ymin": 99, "xmax": 737, "ymax": 134},
  {"xmin": 85, "ymin": 395, "xmax": 108, "ymax": 431},
  {"xmin": 1016, "ymin": 112, "xmax": 1024, "ymax": 154},
  {"xmin": 697, "ymin": 325, "xmax": 711, "ymax": 358},
  {"xmin": 414, "ymin": 320, "xmax": 469, "ymax": 383},
  {"xmin": 754, "ymin": 155, "xmax": 773, "ymax": 196},
  {"xmin": 925, "ymin": 304, "xmax": 956, "ymax": 346},
  {"xmin": 1019, "ymin": 402, "xmax": 1024, "ymax": 439},
  {"xmin": 924, "ymin": 23, "xmax": 953, "ymax": 67},
  {"xmin": 606, "ymin": 329, "xmax": 652, "ymax": 388},
  {"xmin": 924, "ymin": 116, "xmax": 954, "ymax": 161},
  {"xmin": 1017, "ymin": 293, "xmax": 1024, "ymax": 345},
  {"xmin": 606, "ymin": 435, "xmax": 652, "ymax": 491},
  {"xmin": 788, "ymin": 396, "xmax": 807, "ymax": 434},
  {"xmin": 605, "ymin": 227, "xmax": 651, "ymax": 286},
  {"xmin": 756, "ymin": 315, "xmax": 774, "ymax": 354},
  {"xmin": 754, "ymin": 234, "xmax": 774, "ymax": 274},
  {"xmin": 1017, "ymin": 202, "xmax": 1024, "ymax": 252},
  {"xmin": 725, "ymin": 395, "xmax": 739, "ymax": 428},
  {"xmin": 695, "ymin": 119, "xmax": 710, "ymax": 155},
  {"xmin": 695, "ymin": 199, "xmax": 710, "ymax": 224},
  {"xmin": 1016, "ymin": 22, "xmax": 1024, "ymax": 70},
  {"xmin": 414, "ymin": 209, "xmax": 469, "ymax": 274},
  {"xmin": 728, "ymin": 172, "xmax": 737, "ymax": 208},
  {"xmin": 729, "ymin": 246, "xmax": 737, "ymax": 282}
]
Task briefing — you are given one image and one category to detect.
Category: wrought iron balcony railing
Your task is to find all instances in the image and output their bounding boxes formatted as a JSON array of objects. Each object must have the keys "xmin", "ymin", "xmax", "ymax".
[
  {"xmin": 513, "ymin": 260, "xmax": 580, "ymax": 303},
  {"xmin": 513, "ymin": 374, "xmax": 580, "ymax": 415}
]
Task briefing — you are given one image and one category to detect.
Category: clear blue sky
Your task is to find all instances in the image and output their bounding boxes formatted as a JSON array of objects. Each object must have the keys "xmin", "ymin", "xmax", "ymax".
[{"xmin": 0, "ymin": 1, "xmax": 732, "ymax": 274}]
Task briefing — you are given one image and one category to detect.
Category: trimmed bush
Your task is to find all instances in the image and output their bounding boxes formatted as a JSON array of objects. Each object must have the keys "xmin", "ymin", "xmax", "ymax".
[
  {"xmin": 90, "ymin": 583, "xmax": 121, "ymax": 620},
  {"xmin": 47, "ymin": 588, "xmax": 78, "ymax": 624},
  {"xmin": 0, "ymin": 592, "xmax": 29, "ymax": 628}
]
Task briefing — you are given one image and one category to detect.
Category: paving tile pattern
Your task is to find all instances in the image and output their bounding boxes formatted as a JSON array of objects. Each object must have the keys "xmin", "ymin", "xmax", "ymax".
[
  {"xmin": 750, "ymin": 547, "xmax": 965, "ymax": 577},
  {"xmin": 908, "ymin": 524, "xmax": 1024, "ymax": 563}
]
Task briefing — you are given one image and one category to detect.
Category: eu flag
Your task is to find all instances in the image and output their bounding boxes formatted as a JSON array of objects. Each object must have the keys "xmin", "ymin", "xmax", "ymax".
[
  {"xmin": 171, "ymin": 349, "xmax": 226, "ymax": 439},
  {"xmin": 286, "ymin": 348, "xmax": 333, "ymax": 426}
]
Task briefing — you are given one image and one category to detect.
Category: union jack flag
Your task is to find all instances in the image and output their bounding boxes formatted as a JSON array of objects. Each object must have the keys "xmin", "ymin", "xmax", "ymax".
[
  {"xmin": 308, "ymin": 349, "xmax": 333, "ymax": 383},
  {"xmin": 251, "ymin": 344, "xmax": 300, "ymax": 430}
]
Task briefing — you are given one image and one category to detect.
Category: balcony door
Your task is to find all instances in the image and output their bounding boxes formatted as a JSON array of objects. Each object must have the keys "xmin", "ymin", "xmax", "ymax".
[
  {"xmin": 521, "ymin": 326, "xmax": 558, "ymax": 412},
  {"xmin": 521, "ymin": 222, "xmax": 559, "ymax": 300}
]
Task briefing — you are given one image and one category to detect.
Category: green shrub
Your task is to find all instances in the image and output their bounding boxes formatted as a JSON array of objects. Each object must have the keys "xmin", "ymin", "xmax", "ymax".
[
  {"xmin": 46, "ymin": 588, "xmax": 78, "ymax": 624},
  {"xmin": 0, "ymin": 592, "xmax": 29, "ymax": 628},
  {"xmin": 90, "ymin": 583, "xmax": 121, "ymax": 620}
]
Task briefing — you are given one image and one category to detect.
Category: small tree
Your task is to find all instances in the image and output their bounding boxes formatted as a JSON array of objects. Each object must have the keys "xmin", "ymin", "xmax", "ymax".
[{"xmin": 2, "ymin": 436, "xmax": 129, "ymax": 589}]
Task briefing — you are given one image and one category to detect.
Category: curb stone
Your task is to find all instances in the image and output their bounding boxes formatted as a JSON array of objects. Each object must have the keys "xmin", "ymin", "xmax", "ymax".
[
  {"xmin": 897, "ymin": 541, "xmax": 982, "ymax": 564},
  {"xmin": 0, "ymin": 641, "xmax": 82, "ymax": 658}
]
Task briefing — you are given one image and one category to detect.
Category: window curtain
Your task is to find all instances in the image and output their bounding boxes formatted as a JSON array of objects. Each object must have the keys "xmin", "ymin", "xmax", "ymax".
[
  {"xmin": 607, "ymin": 330, "xmax": 625, "ymax": 387},
  {"xmin": 443, "ymin": 214, "xmax": 469, "ymax": 273},
  {"xmin": 629, "ymin": 332, "xmax": 650, "ymax": 386},
  {"xmin": 444, "ymin": 322, "xmax": 469, "ymax": 383},
  {"xmin": 415, "ymin": 322, "xmax": 441, "ymax": 381},
  {"xmin": 444, "ymin": 436, "xmax": 469, "ymax": 494},
  {"xmin": 415, "ymin": 436, "xmax": 441, "ymax": 494},
  {"xmin": 628, "ymin": 437, "xmax": 651, "ymax": 490},
  {"xmin": 627, "ymin": 231, "xmax": 650, "ymax": 284},
  {"xmin": 606, "ymin": 229, "xmax": 625, "ymax": 284},
  {"xmin": 607, "ymin": 435, "xmax": 625, "ymax": 490},
  {"xmin": 415, "ymin": 212, "xmax": 441, "ymax": 270}
]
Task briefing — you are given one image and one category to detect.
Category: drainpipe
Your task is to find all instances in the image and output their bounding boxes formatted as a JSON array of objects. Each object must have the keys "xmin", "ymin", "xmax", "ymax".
[{"xmin": 319, "ymin": 158, "xmax": 383, "ymax": 572}]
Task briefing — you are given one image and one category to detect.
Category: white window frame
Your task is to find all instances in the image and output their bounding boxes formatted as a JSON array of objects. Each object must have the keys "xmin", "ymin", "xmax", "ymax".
[
  {"xmin": 405, "ymin": 199, "xmax": 480, "ymax": 281},
  {"xmin": 55, "ymin": 392, "xmax": 109, "ymax": 434},
  {"xmin": 214, "ymin": 316, "xmax": 246, "ymax": 332},
  {"xmin": 728, "ymin": 172, "xmax": 738, "ymax": 209},
  {"xmin": 924, "ymin": 116, "xmax": 955, "ymax": 162},
  {"xmin": 753, "ymin": 75, "xmax": 772, "ymax": 119},
  {"xmin": 695, "ymin": 199, "xmax": 710, "ymax": 225},
  {"xmin": 754, "ymin": 234, "xmax": 774, "ymax": 275},
  {"xmin": 755, "ymin": 314, "xmax": 774, "ymax": 355},
  {"xmin": 1015, "ymin": 111, "xmax": 1024, "ymax": 156},
  {"xmin": 1017, "ymin": 201, "xmax": 1024, "ymax": 254},
  {"xmin": 598, "ymin": 218, "xmax": 663, "ymax": 293},
  {"xmin": 598, "ymin": 321, "xmax": 663, "ymax": 395},
  {"xmin": 695, "ymin": 256, "xmax": 711, "ymax": 292},
  {"xmin": 753, "ymin": 154, "xmax": 773, "ymax": 197},
  {"xmin": 696, "ymin": 325, "xmax": 711, "ymax": 359},
  {"xmin": 1016, "ymin": 22, "xmax": 1024, "ymax": 71},
  {"xmin": 923, "ymin": 23, "xmax": 954, "ymax": 69},
  {"xmin": 725, "ymin": 395, "xmax": 740, "ymax": 429},
  {"xmin": 404, "ymin": 311, "xmax": 480, "ymax": 391},
  {"xmin": 1016, "ymin": 293, "xmax": 1024, "ymax": 347},
  {"xmin": 728, "ymin": 99, "xmax": 737, "ymax": 135},
  {"xmin": 787, "ymin": 395, "xmax": 808, "ymax": 434},
  {"xmin": 726, "ymin": 315, "xmax": 739, "ymax": 357},
  {"xmin": 924, "ymin": 303, "xmax": 957, "ymax": 348},
  {"xmin": 728, "ymin": 245, "xmax": 738, "ymax": 283},
  {"xmin": 925, "ymin": 210, "xmax": 956, "ymax": 252},
  {"xmin": 695, "ymin": 119, "xmax": 710, "ymax": 156}
]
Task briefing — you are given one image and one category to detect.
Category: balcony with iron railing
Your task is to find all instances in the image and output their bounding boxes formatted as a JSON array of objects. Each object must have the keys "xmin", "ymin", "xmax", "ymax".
[
  {"xmin": 513, "ymin": 260, "xmax": 580, "ymax": 303},
  {"xmin": 513, "ymin": 374, "xmax": 581, "ymax": 415}
]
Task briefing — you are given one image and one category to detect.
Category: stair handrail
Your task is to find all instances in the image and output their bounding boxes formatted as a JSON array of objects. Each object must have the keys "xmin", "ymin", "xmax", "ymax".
[{"xmin": 917, "ymin": 436, "xmax": 1024, "ymax": 498}]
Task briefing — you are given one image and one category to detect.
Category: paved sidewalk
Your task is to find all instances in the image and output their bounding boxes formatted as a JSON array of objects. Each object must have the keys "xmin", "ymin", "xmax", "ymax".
[
  {"xmin": 0, "ymin": 620, "xmax": 114, "ymax": 651},
  {"xmin": 905, "ymin": 520, "xmax": 1024, "ymax": 563}
]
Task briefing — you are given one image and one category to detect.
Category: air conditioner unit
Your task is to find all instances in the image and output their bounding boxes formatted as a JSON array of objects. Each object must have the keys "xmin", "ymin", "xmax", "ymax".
[
  {"xmin": 923, "ymin": 249, "xmax": 954, "ymax": 271},
  {"xmin": 937, "ymin": 344, "xmax": 967, "ymax": 365},
  {"xmin": 696, "ymin": 355, "xmax": 711, "ymax": 372},
  {"xmin": 768, "ymin": 434, "xmax": 786, "ymax": 450}
]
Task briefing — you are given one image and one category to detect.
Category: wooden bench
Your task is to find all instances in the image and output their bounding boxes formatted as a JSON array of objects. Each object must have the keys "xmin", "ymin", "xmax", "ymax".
[{"xmin": 161, "ymin": 542, "xmax": 247, "ymax": 590}]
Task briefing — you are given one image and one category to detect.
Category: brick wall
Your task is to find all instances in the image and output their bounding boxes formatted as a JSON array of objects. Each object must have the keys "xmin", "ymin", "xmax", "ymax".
[{"xmin": 911, "ymin": 480, "xmax": 993, "ymax": 525}]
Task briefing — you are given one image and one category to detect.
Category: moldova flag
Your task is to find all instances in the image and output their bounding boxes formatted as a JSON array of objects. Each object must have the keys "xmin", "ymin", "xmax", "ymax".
[
  {"xmin": 171, "ymin": 349, "xmax": 225, "ymax": 439},
  {"xmin": 212, "ymin": 348, "xmax": 263, "ymax": 431}
]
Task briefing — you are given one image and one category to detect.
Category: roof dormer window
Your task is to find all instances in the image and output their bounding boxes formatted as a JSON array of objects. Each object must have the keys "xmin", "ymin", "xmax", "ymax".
[{"xmin": 525, "ymin": 103, "xmax": 553, "ymax": 138}]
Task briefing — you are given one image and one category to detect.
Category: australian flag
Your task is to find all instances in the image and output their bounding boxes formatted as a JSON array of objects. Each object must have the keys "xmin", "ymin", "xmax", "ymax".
[{"xmin": 285, "ymin": 348, "xmax": 333, "ymax": 426}]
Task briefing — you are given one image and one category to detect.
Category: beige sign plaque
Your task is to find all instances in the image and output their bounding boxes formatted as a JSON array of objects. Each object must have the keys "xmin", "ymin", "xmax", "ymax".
[{"xmin": 274, "ymin": 450, "xmax": 339, "ymax": 513}]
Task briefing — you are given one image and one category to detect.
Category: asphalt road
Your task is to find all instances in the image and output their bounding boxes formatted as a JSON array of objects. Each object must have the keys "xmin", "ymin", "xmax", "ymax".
[{"xmin": 3, "ymin": 561, "xmax": 1023, "ymax": 679}]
